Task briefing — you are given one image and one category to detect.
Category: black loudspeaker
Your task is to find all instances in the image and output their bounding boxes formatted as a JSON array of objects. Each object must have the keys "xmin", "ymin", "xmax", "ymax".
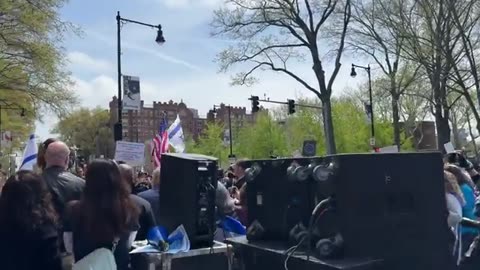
[
  {"xmin": 324, "ymin": 152, "xmax": 455, "ymax": 270},
  {"xmin": 245, "ymin": 157, "xmax": 331, "ymax": 241},
  {"xmin": 158, "ymin": 153, "xmax": 218, "ymax": 248}
]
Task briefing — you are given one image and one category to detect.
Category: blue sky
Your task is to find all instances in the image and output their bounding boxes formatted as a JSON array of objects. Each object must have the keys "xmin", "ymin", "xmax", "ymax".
[{"xmin": 35, "ymin": 0, "xmax": 362, "ymax": 141}]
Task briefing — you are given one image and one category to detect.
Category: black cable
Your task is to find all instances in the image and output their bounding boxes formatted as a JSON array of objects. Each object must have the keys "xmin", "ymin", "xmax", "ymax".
[
  {"xmin": 284, "ymin": 234, "xmax": 308, "ymax": 270},
  {"xmin": 306, "ymin": 198, "xmax": 332, "ymax": 265}
]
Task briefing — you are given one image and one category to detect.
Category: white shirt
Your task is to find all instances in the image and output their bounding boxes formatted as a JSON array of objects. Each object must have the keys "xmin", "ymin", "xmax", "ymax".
[{"xmin": 445, "ymin": 193, "xmax": 462, "ymax": 265}]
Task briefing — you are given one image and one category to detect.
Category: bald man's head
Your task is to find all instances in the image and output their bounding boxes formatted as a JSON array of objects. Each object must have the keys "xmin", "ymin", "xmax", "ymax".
[
  {"xmin": 45, "ymin": 141, "xmax": 70, "ymax": 169},
  {"xmin": 118, "ymin": 163, "xmax": 134, "ymax": 189}
]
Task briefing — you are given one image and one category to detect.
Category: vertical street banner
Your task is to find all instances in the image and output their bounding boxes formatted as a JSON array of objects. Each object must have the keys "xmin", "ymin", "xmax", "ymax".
[
  {"xmin": 223, "ymin": 129, "xmax": 230, "ymax": 147},
  {"xmin": 364, "ymin": 102, "xmax": 372, "ymax": 124},
  {"xmin": 123, "ymin": 75, "xmax": 141, "ymax": 111}
]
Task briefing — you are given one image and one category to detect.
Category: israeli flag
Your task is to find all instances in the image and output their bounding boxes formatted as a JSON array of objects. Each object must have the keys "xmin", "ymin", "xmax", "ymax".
[
  {"xmin": 19, "ymin": 134, "xmax": 37, "ymax": 171},
  {"xmin": 167, "ymin": 115, "xmax": 185, "ymax": 153}
]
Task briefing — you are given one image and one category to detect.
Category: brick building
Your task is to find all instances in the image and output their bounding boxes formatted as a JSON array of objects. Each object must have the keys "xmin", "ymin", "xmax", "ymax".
[
  {"xmin": 109, "ymin": 97, "xmax": 207, "ymax": 142},
  {"xmin": 207, "ymin": 103, "xmax": 256, "ymax": 128},
  {"xmin": 206, "ymin": 103, "xmax": 257, "ymax": 145}
]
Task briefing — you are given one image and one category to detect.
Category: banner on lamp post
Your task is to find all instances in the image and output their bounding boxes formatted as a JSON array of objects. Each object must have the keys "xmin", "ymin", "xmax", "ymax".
[{"xmin": 123, "ymin": 75, "xmax": 141, "ymax": 111}]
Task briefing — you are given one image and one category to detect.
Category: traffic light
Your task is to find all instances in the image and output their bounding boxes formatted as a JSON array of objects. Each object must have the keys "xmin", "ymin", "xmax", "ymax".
[
  {"xmin": 287, "ymin": 99, "xmax": 296, "ymax": 114},
  {"xmin": 251, "ymin": 96, "xmax": 260, "ymax": 113}
]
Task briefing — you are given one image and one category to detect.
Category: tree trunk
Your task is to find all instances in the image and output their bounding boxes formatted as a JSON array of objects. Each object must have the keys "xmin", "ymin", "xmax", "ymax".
[
  {"xmin": 435, "ymin": 108, "xmax": 451, "ymax": 151},
  {"xmin": 451, "ymin": 113, "xmax": 460, "ymax": 148},
  {"xmin": 391, "ymin": 94, "xmax": 401, "ymax": 150},
  {"xmin": 462, "ymin": 92, "xmax": 480, "ymax": 136},
  {"xmin": 466, "ymin": 110, "xmax": 478, "ymax": 157},
  {"xmin": 321, "ymin": 98, "xmax": 337, "ymax": 154}
]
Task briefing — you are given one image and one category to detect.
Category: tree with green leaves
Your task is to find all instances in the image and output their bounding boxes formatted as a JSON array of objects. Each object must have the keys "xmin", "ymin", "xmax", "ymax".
[
  {"xmin": 0, "ymin": 91, "xmax": 36, "ymax": 149},
  {"xmin": 52, "ymin": 108, "xmax": 113, "ymax": 158},
  {"xmin": 187, "ymin": 121, "xmax": 230, "ymax": 165},
  {"xmin": 211, "ymin": 0, "xmax": 352, "ymax": 155},
  {"xmin": 348, "ymin": 0, "xmax": 422, "ymax": 150},
  {"xmin": 235, "ymin": 111, "xmax": 289, "ymax": 159},
  {"xmin": 0, "ymin": 0, "xmax": 78, "ymax": 116},
  {"xmin": 331, "ymin": 96, "xmax": 402, "ymax": 153},
  {"xmin": 280, "ymin": 98, "xmax": 326, "ymax": 154}
]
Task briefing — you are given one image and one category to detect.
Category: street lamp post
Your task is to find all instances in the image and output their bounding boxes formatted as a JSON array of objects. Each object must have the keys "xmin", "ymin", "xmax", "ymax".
[
  {"xmin": 115, "ymin": 11, "xmax": 165, "ymax": 141},
  {"xmin": 351, "ymin": 64, "xmax": 375, "ymax": 147},
  {"xmin": 213, "ymin": 105, "xmax": 235, "ymax": 161}
]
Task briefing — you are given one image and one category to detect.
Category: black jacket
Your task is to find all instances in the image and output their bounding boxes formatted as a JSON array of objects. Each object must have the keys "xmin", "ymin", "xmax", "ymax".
[
  {"xmin": 130, "ymin": 194, "xmax": 156, "ymax": 240},
  {"xmin": 42, "ymin": 166, "xmax": 85, "ymax": 224}
]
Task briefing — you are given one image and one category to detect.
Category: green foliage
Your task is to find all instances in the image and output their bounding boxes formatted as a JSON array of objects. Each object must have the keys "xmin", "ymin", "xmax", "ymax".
[
  {"xmin": 235, "ymin": 111, "xmax": 289, "ymax": 159},
  {"xmin": 0, "ymin": 90, "xmax": 36, "ymax": 170},
  {"xmin": 0, "ymin": 91, "xmax": 36, "ymax": 149},
  {"xmin": 52, "ymin": 107, "xmax": 114, "ymax": 158},
  {"xmin": 186, "ymin": 96, "xmax": 414, "ymax": 164},
  {"xmin": 0, "ymin": 0, "xmax": 78, "ymax": 116},
  {"xmin": 186, "ymin": 121, "xmax": 229, "ymax": 165},
  {"xmin": 331, "ymin": 96, "xmax": 410, "ymax": 153},
  {"xmin": 283, "ymin": 98, "xmax": 325, "ymax": 155}
]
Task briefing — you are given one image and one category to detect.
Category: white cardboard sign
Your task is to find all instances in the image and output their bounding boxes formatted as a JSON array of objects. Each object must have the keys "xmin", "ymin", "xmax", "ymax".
[
  {"xmin": 444, "ymin": 142, "xmax": 455, "ymax": 154},
  {"xmin": 114, "ymin": 141, "xmax": 145, "ymax": 166},
  {"xmin": 379, "ymin": 145, "xmax": 399, "ymax": 153}
]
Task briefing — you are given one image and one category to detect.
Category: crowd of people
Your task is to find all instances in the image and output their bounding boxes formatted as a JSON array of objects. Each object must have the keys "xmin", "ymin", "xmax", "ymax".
[
  {"xmin": 0, "ymin": 138, "xmax": 250, "ymax": 270},
  {"xmin": 444, "ymin": 151, "xmax": 480, "ymax": 266},
  {"xmin": 2, "ymin": 137, "xmax": 480, "ymax": 269}
]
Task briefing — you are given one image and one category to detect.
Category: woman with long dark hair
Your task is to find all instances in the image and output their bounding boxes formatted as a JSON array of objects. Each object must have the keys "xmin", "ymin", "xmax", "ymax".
[
  {"xmin": 0, "ymin": 171, "xmax": 62, "ymax": 270},
  {"xmin": 37, "ymin": 138, "xmax": 58, "ymax": 172},
  {"xmin": 64, "ymin": 159, "xmax": 139, "ymax": 270}
]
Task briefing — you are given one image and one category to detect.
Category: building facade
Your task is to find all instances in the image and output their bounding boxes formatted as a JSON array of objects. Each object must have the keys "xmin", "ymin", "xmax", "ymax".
[
  {"xmin": 109, "ymin": 97, "xmax": 207, "ymax": 143},
  {"xmin": 109, "ymin": 98, "xmax": 257, "ymax": 144},
  {"xmin": 206, "ymin": 103, "xmax": 257, "ymax": 146}
]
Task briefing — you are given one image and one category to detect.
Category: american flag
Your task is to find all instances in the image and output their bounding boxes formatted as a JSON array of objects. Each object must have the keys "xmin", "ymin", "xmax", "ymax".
[{"xmin": 152, "ymin": 115, "xmax": 169, "ymax": 168}]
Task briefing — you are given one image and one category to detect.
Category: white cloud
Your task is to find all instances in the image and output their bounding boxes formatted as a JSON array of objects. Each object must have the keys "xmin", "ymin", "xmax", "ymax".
[
  {"xmin": 86, "ymin": 30, "xmax": 203, "ymax": 72},
  {"xmin": 67, "ymin": 51, "xmax": 113, "ymax": 73},
  {"xmin": 121, "ymin": 42, "xmax": 204, "ymax": 72},
  {"xmin": 73, "ymin": 75, "xmax": 117, "ymax": 108}
]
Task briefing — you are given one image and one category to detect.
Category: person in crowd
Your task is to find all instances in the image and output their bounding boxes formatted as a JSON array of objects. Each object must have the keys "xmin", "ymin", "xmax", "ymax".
[
  {"xmin": 0, "ymin": 171, "xmax": 62, "ymax": 270},
  {"xmin": 133, "ymin": 171, "xmax": 151, "ymax": 194},
  {"xmin": 63, "ymin": 159, "xmax": 140, "ymax": 270},
  {"xmin": 214, "ymin": 181, "xmax": 237, "ymax": 242},
  {"xmin": 221, "ymin": 167, "xmax": 236, "ymax": 189},
  {"xmin": 75, "ymin": 166, "xmax": 85, "ymax": 178},
  {"xmin": 444, "ymin": 170, "xmax": 464, "ymax": 265},
  {"xmin": 42, "ymin": 141, "xmax": 85, "ymax": 268},
  {"xmin": 119, "ymin": 164, "xmax": 156, "ymax": 240},
  {"xmin": 232, "ymin": 160, "xmax": 247, "ymax": 190},
  {"xmin": 216, "ymin": 181, "xmax": 236, "ymax": 216},
  {"xmin": 138, "ymin": 167, "xmax": 161, "ymax": 224},
  {"xmin": 445, "ymin": 164, "xmax": 479, "ymax": 255},
  {"xmin": 37, "ymin": 138, "xmax": 58, "ymax": 172},
  {"xmin": 448, "ymin": 151, "xmax": 480, "ymax": 185},
  {"xmin": 232, "ymin": 160, "xmax": 248, "ymax": 225}
]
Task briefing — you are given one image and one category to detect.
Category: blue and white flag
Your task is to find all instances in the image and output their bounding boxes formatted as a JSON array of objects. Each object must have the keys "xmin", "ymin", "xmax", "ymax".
[
  {"xmin": 167, "ymin": 115, "xmax": 185, "ymax": 153},
  {"xmin": 19, "ymin": 134, "xmax": 37, "ymax": 171}
]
